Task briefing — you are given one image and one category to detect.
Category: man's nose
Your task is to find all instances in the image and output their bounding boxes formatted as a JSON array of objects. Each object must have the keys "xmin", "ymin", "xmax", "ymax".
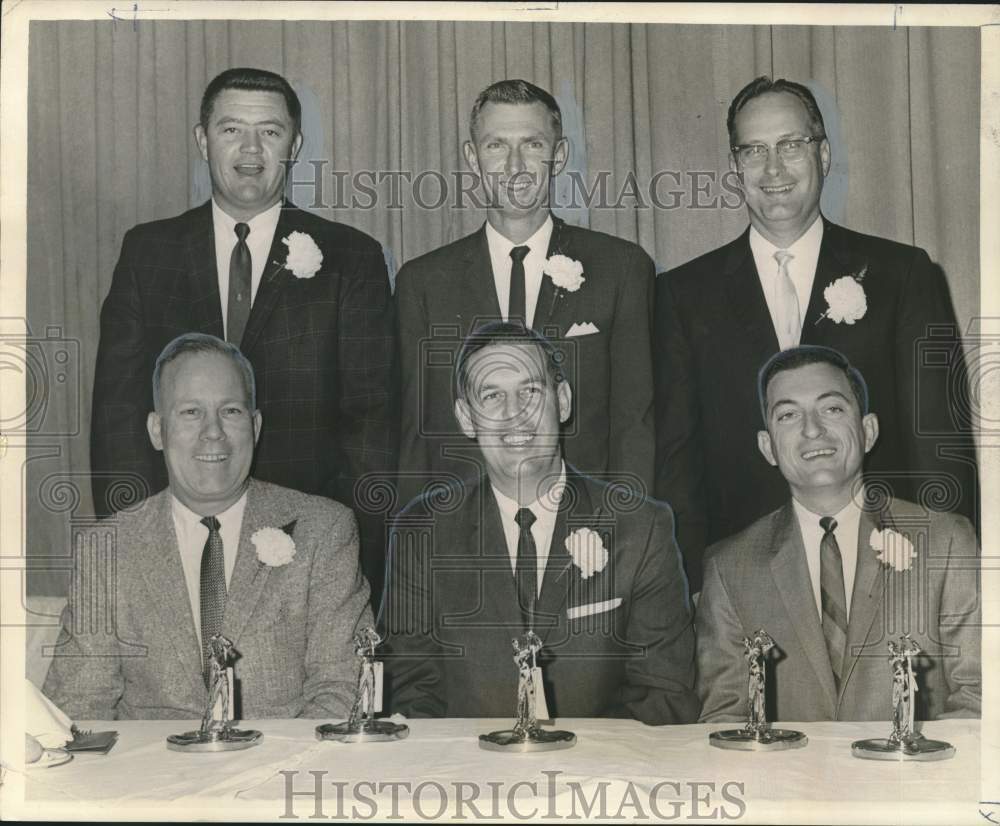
[
  {"xmin": 801, "ymin": 410, "xmax": 826, "ymax": 439},
  {"xmin": 241, "ymin": 130, "xmax": 262, "ymax": 154},
  {"xmin": 200, "ymin": 412, "xmax": 225, "ymax": 439},
  {"xmin": 763, "ymin": 144, "xmax": 784, "ymax": 176}
]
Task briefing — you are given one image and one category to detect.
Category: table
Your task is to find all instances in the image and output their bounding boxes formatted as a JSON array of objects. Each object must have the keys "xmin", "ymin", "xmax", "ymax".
[{"xmin": 5, "ymin": 718, "xmax": 985, "ymax": 823}]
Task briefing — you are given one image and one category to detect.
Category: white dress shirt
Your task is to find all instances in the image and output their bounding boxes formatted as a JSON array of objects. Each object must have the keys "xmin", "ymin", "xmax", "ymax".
[
  {"xmin": 749, "ymin": 215, "xmax": 824, "ymax": 348},
  {"xmin": 485, "ymin": 215, "xmax": 554, "ymax": 328},
  {"xmin": 170, "ymin": 491, "xmax": 247, "ymax": 643},
  {"xmin": 792, "ymin": 495, "xmax": 862, "ymax": 620},
  {"xmin": 491, "ymin": 462, "xmax": 567, "ymax": 597},
  {"xmin": 212, "ymin": 199, "xmax": 283, "ymax": 338}
]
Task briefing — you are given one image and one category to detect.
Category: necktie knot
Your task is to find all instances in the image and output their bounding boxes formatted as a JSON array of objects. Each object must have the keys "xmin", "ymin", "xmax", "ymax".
[
  {"xmin": 510, "ymin": 245, "xmax": 530, "ymax": 264},
  {"xmin": 515, "ymin": 507, "xmax": 536, "ymax": 530},
  {"xmin": 201, "ymin": 515, "xmax": 221, "ymax": 532},
  {"xmin": 820, "ymin": 516, "xmax": 837, "ymax": 536},
  {"xmin": 234, "ymin": 223, "xmax": 250, "ymax": 242},
  {"xmin": 774, "ymin": 249, "xmax": 793, "ymax": 268}
]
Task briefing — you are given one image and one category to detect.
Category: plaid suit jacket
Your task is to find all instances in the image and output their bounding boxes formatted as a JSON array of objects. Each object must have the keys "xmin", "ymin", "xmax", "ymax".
[{"xmin": 90, "ymin": 201, "xmax": 397, "ymax": 600}]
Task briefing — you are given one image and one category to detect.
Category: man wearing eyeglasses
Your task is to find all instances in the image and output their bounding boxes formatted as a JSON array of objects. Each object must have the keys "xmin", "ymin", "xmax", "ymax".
[{"xmin": 653, "ymin": 76, "xmax": 976, "ymax": 593}]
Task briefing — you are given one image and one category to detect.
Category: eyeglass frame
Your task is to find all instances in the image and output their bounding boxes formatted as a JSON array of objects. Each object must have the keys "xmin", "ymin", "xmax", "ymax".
[{"xmin": 730, "ymin": 135, "xmax": 827, "ymax": 165}]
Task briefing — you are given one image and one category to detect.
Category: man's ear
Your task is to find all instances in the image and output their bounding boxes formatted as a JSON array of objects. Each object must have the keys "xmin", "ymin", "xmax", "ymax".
[
  {"xmin": 820, "ymin": 137, "xmax": 832, "ymax": 177},
  {"xmin": 463, "ymin": 140, "xmax": 481, "ymax": 177},
  {"xmin": 252, "ymin": 410, "xmax": 263, "ymax": 446},
  {"xmin": 550, "ymin": 136, "xmax": 569, "ymax": 177},
  {"xmin": 862, "ymin": 412, "xmax": 879, "ymax": 454},
  {"xmin": 147, "ymin": 412, "xmax": 164, "ymax": 452},
  {"xmin": 454, "ymin": 398, "xmax": 476, "ymax": 439},
  {"xmin": 757, "ymin": 429, "xmax": 777, "ymax": 467},
  {"xmin": 557, "ymin": 380, "xmax": 572, "ymax": 424},
  {"xmin": 290, "ymin": 131, "xmax": 303, "ymax": 162},
  {"xmin": 194, "ymin": 123, "xmax": 208, "ymax": 163}
]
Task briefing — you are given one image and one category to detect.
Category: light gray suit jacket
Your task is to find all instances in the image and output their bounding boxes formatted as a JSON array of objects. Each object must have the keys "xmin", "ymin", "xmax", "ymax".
[
  {"xmin": 43, "ymin": 480, "xmax": 372, "ymax": 720},
  {"xmin": 696, "ymin": 498, "xmax": 980, "ymax": 722}
]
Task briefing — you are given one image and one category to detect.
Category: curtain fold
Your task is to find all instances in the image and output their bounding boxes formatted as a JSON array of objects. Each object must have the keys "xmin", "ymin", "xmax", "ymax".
[{"xmin": 25, "ymin": 20, "xmax": 980, "ymax": 594}]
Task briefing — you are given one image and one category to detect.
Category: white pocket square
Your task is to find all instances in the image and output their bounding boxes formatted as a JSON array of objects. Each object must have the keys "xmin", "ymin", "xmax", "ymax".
[
  {"xmin": 567, "ymin": 597, "xmax": 622, "ymax": 620},
  {"xmin": 566, "ymin": 321, "xmax": 599, "ymax": 337}
]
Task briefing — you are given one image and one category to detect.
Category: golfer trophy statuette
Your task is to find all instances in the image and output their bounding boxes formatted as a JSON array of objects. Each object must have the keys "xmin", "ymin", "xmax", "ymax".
[
  {"xmin": 166, "ymin": 634, "xmax": 262, "ymax": 752},
  {"xmin": 709, "ymin": 628, "xmax": 807, "ymax": 751},
  {"xmin": 851, "ymin": 634, "xmax": 954, "ymax": 761},
  {"xmin": 479, "ymin": 630, "xmax": 575, "ymax": 752},
  {"xmin": 316, "ymin": 626, "xmax": 409, "ymax": 743}
]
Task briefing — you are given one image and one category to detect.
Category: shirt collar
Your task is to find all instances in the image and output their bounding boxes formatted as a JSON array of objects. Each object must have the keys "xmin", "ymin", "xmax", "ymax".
[
  {"xmin": 211, "ymin": 198, "xmax": 283, "ymax": 239},
  {"xmin": 791, "ymin": 492, "xmax": 862, "ymax": 539},
  {"xmin": 749, "ymin": 213, "xmax": 824, "ymax": 259},
  {"xmin": 491, "ymin": 460, "xmax": 567, "ymax": 523},
  {"xmin": 485, "ymin": 214, "xmax": 554, "ymax": 258},
  {"xmin": 170, "ymin": 488, "xmax": 248, "ymax": 526}
]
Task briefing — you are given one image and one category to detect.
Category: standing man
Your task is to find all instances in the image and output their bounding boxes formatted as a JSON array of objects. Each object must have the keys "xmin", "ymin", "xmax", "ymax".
[
  {"xmin": 47, "ymin": 334, "xmax": 372, "ymax": 720},
  {"xmin": 655, "ymin": 76, "xmax": 976, "ymax": 591},
  {"xmin": 696, "ymin": 346, "xmax": 980, "ymax": 722},
  {"xmin": 91, "ymin": 68, "xmax": 396, "ymax": 602},
  {"xmin": 381, "ymin": 324, "xmax": 698, "ymax": 724},
  {"xmin": 396, "ymin": 79, "xmax": 655, "ymax": 509}
]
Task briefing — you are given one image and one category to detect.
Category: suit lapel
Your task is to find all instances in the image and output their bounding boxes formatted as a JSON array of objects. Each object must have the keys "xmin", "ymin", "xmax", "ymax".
[
  {"xmin": 725, "ymin": 230, "xmax": 781, "ymax": 357},
  {"xmin": 465, "ymin": 225, "xmax": 505, "ymax": 324},
  {"xmin": 532, "ymin": 216, "xmax": 563, "ymax": 331},
  {"xmin": 474, "ymin": 482, "xmax": 523, "ymax": 632},
  {"xmin": 137, "ymin": 492, "xmax": 205, "ymax": 689},
  {"xmin": 837, "ymin": 505, "xmax": 888, "ymax": 706},
  {"xmin": 183, "ymin": 202, "xmax": 225, "ymax": 338},
  {"xmin": 239, "ymin": 204, "xmax": 295, "ymax": 353},
  {"xmin": 222, "ymin": 480, "xmax": 275, "ymax": 648},
  {"xmin": 800, "ymin": 219, "xmax": 854, "ymax": 340},
  {"xmin": 768, "ymin": 502, "xmax": 838, "ymax": 711}
]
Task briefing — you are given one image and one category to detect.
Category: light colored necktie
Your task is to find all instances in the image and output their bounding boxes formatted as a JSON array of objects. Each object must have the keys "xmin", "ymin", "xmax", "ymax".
[{"xmin": 774, "ymin": 249, "xmax": 800, "ymax": 350}]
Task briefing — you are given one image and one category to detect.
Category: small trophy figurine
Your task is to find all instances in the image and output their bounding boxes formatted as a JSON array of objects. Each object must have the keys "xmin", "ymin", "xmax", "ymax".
[
  {"xmin": 479, "ymin": 631, "xmax": 575, "ymax": 752},
  {"xmin": 166, "ymin": 633, "xmax": 263, "ymax": 752},
  {"xmin": 852, "ymin": 634, "xmax": 955, "ymax": 761},
  {"xmin": 316, "ymin": 626, "xmax": 409, "ymax": 743},
  {"xmin": 709, "ymin": 628, "xmax": 807, "ymax": 751}
]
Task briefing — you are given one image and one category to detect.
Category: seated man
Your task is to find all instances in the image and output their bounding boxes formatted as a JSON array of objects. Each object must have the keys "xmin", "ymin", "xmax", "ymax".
[
  {"xmin": 380, "ymin": 323, "xmax": 698, "ymax": 724},
  {"xmin": 44, "ymin": 333, "xmax": 372, "ymax": 720},
  {"xmin": 696, "ymin": 345, "xmax": 980, "ymax": 722}
]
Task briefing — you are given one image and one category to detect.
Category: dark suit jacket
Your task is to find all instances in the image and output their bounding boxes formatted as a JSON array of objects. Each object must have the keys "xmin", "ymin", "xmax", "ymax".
[
  {"xmin": 44, "ymin": 480, "xmax": 373, "ymax": 720},
  {"xmin": 379, "ymin": 468, "xmax": 699, "ymax": 724},
  {"xmin": 654, "ymin": 220, "xmax": 977, "ymax": 591},
  {"xmin": 395, "ymin": 217, "xmax": 656, "ymax": 509},
  {"xmin": 696, "ymin": 498, "xmax": 980, "ymax": 722},
  {"xmin": 90, "ymin": 201, "xmax": 397, "ymax": 603}
]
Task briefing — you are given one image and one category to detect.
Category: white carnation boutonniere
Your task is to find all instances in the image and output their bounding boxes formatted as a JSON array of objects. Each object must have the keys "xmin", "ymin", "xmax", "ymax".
[
  {"xmin": 870, "ymin": 527, "xmax": 916, "ymax": 572},
  {"xmin": 564, "ymin": 527, "xmax": 609, "ymax": 580},
  {"xmin": 281, "ymin": 231, "xmax": 323, "ymax": 279},
  {"xmin": 252, "ymin": 526, "xmax": 297, "ymax": 568},
  {"xmin": 816, "ymin": 265, "xmax": 868, "ymax": 326},
  {"xmin": 544, "ymin": 254, "xmax": 585, "ymax": 293}
]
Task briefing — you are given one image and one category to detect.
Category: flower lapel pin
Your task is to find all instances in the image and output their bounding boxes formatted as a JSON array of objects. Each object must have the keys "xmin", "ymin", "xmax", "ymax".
[
  {"xmin": 564, "ymin": 527, "xmax": 609, "ymax": 580},
  {"xmin": 870, "ymin": 527, "xmax": 916, "ymax": 572},
  {"xmin": 279, "ymin": 231, "xmax": 323, "ymax": 279},
  {"xmin": 816, "ymin": 264, "xmax": 868, "ymax": 326},
  {"xmin": 252, "ymin": 522, "xmax": 297, "ymax": 568}
]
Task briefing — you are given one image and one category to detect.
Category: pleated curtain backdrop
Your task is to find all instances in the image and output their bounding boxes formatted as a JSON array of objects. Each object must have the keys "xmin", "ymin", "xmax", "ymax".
[{"xmin": 25, "ymin": 20, "xmax": 980, "ymax": 594}]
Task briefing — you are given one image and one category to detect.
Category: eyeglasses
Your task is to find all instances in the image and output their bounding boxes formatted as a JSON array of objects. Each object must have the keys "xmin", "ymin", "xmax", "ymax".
[{"xmin": 731, "ymin": 136, "xmax": 825, "ymax": 166}]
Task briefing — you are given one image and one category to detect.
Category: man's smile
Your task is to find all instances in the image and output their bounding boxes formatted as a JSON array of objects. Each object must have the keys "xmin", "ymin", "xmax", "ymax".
[
  {"xmin": 800, "ymin": 447, "xmax": 837, "ymax": 460},
  {"xmin": 195, "ymin": 453, "xmax": 230, "ymax": 463}
]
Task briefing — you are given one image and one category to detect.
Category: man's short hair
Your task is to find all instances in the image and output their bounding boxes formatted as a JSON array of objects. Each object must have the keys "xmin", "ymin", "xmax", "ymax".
[
  {"xmin": 152, "ymin": 333, "xmax": 257, "ymax": 412},
  {"xmin": 757, "ymin": 345, "xmax": 869, "ymax": 424},
  {"xmin": 727, "ymin": 76, "xmax": 827, "ymax": 147},
  {"xmin": 469, "ymin": 79, "xmax": 563, "ymax": 141},
  {"xmin": 200, "ymin": 67, "xmax": 302, "ymax": 136},
  {"xmin": 454, "ymin": 322, "xmax": 564, "ymax": 402}
]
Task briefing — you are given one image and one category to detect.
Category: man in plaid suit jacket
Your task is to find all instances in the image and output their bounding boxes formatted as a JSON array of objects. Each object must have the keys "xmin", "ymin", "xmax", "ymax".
[{"xmin": 90, "ymin": 68, "xmax": 396, "ymax": 602}]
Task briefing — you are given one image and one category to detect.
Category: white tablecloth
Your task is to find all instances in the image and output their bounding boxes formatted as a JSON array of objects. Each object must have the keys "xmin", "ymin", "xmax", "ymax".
[{"xmin": 5, "ymin": 718, "xmax": 985, "ymax": 823}]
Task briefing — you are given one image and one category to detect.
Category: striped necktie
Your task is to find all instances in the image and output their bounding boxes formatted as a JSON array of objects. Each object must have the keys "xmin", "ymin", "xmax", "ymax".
[{"xmin": 819, "ymin": 516, "xmax": 848, "ymax": 689}]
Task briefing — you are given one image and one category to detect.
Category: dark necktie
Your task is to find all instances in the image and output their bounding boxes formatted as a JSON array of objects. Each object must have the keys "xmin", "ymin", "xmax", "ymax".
[
  {"xmin": 819, "ymin": 516, "xmax": 848, "ymax": 689},
  {"xmin": 508, "ymin": 245, "xmax": 530, "ymax": 326},
  {"xmin": 226, "ymin": 222, "xmax": 251, "ymax": 345},
  {"xmin": 514, "ymin": 507, "xmax": 537, "ymax": 629},
  {"xmin": 200, "ymin": 516, "xmax": 227, "ymax": 682}
]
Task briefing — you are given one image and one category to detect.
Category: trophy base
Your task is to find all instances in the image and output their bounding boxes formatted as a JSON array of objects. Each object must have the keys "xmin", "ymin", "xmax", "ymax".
[
  {"xmin": 851, "ymin": 735, "xmax": 955, "ymax": 761},
  {"xmin": 315, "ymin": 720, "xmax": 410, "ymax": 743},
  {"xmin": 709, "ymin": 728, "xmax": 808, "ymax": 751},
  {"xmin": 478, "ymin": 727, "xmax": 576, "ymax": 752},
  {"xmin": 166, "ymin": 728, "xmax": 262, "ymax": 752}
]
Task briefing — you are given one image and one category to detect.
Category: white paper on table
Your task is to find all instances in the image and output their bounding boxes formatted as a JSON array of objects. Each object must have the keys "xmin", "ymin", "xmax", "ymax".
[
  {"xmin": 25, "ymin": 678, "xmax": 73, "ymax": 748},
  {"xmin": 372, "ymin": 662, "xmax": 384, "ymax": 713}
]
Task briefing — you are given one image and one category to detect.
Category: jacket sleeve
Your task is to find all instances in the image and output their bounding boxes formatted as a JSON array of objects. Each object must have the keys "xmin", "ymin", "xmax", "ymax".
[
  {"xmin": 694, "ymin": 553, "xmax": 748, "ymax": 723},
  {"xmin": 653, "ymin": 271, "xmax": 708, "ymax": 591}
]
